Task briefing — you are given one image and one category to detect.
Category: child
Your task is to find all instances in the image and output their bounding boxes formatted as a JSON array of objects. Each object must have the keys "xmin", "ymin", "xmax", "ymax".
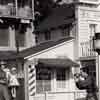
[{"xmin": 8, "ymin": 67, "xmax": 20, "ymax": 98}]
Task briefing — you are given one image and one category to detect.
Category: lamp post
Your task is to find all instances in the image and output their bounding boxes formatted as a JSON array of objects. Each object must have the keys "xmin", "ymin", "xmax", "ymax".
[{"xmin": 93, "ymin": 32, "xmax": 100, "ymax": 100}]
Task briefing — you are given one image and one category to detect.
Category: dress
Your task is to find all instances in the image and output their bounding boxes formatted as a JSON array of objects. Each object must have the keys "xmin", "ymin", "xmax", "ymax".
[{"xmin": 9, "ymin": 74, "xmax": 19, "ymax": 87}]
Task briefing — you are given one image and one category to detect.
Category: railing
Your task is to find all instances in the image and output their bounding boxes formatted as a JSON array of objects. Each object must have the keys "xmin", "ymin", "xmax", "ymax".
[
  {"xmin": 33, "ymin": 91, "xmax": 86, "ymax": 100},
  {"xmin": 0, "ymin": 4, "xmax": 33, "ymax": 19},
  {"xmin": 80, "ymin": 40, "xmax": 97, "ymax": 58}
]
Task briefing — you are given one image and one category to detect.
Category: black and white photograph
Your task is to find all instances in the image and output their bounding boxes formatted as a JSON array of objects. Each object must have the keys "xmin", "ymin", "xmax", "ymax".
[{"xmin": 0, "ymin": 0, "xmax": 99, "ymax": 100}]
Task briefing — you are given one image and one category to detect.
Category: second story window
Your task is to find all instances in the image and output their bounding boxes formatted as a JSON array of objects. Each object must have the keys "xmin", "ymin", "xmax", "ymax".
[
  {"xmin": 0, "ymin": 24, "xmax": 9, "ymax": 46},
  {"xmin": 15, "ymin": 24, "xmax": 26, "ymax": 47},
  {"xmin": 61, "ymin": 25, "xmax": 70, "ymax": 37},
  {"xmin": 89, "ymin": 24, "xmax": 96, "ymax": 39},
  {"xmin": 44, "ymin": 31, "xmax": 51, "ymax": 40}
]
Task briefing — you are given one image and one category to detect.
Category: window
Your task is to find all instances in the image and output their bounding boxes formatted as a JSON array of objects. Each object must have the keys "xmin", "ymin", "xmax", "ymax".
[
  {"xmin": 36, "ymin": 67, "xmax": 51, "ymax": 93},
  {"xmin": 15, "ymin": 24, "xmax": 26, "ymax": 47},
  {"xmin": 56, "ymin": 68, "xmax": 66, "ymax": 88},
  {"xmin": 62, "ymin": 27, "xmax": 70, "ymax": 37},
  {"xmin": 44, "ymin": 31, "xmax": 51, "ymax": 40},
  {"xmin": 0, "ymin": 0, "xmax": 15, "ymax": 5},
  {"xmin": 17, "ymin": 0, "xmax": 32, "ymax": 17},
  {"xmin": 0, "ymin": 24, "xmax": 9, "ymax": 46},
  {"xmin": 89, "ymin": 24, "xmax": 96, "ymax": 39},
  {"xmin": 61, "ymin": 24, "xmax": 73, "ymax": 37}
]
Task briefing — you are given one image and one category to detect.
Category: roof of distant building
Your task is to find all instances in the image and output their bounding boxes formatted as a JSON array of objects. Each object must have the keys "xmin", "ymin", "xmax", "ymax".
[
  {"xmin": 18, "ymin": 37, "xmax": 74, "ymax": 58},
  {"xmin": 0, "ymin": 37, "xmax": 74, "ymax": 61}
]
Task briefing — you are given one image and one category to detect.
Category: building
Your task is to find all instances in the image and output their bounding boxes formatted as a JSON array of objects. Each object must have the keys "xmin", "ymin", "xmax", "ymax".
[
  {"xmin": 22, "ymin": 0, "xmax": 100, "ymax": 100},
  {"xmin": 0, "ymin": 0, "xmax": 35, "ymax": 100},
  {"xmin": 0, "ymin": 0, "xmax": 100, "ymax": 100},
  {"xmin": 21, "ymin": 2, "xmax": 84, "ymax": 100}
]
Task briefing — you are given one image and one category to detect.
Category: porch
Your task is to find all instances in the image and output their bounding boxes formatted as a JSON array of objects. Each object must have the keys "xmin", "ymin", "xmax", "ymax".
[
  {"xmin": 0, "ymin": 0, "xmax": 33, "ymax": 19},
  {"xmin": 80, "ymin": 40, "xmax": 97, "ymax": 60}
]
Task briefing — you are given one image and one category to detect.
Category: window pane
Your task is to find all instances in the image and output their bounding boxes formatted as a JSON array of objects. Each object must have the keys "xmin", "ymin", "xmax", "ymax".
[
  {"xmin": 56, "ymin": 68, "xmax": 66, "ymax": 88},
  {"xmin": 44, "ymin": 80, "xmax": 51, "ymax": 91},
  {"xmin": 17, "ymin": 0, "xmax": 32, "ymax": 18},
  {"xmin": 15, "ymin": 24, "xmax": 26, "ymax": 47},
  {"xmin": 36, "ymin": 68, "xmax": 51, "ymax": 93},
  {"xmin": 89, "ymin": 24, "xmax": 96, "ymax": 38},
  {"xmin": 44, "ymin": 31, "xmax": 51, "ymax": 40},
  {"xmin": 0, "ymin": 25, "xmax": 9, "ymax": 46},
  {"xmin": 62, "ymin": 28, "xmax": 70, "ymax": 36},
  {"xmin": 36, "ymin": 80, "xmax": 43, "ymax": 93},
  {"xmin": 57, "ymin": 68, "xmax": 66, "ymax": 80}
]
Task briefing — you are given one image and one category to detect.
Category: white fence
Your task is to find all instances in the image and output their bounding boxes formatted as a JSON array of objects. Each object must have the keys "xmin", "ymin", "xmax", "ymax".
[{"xmin": 33, "ymin": 91, "xmax": 86, "ymax": 100}]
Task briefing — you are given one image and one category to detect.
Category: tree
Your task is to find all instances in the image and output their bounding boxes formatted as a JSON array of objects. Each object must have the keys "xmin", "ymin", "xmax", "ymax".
[{"xmin": 34, "ymin": 0, "xmax": 62, "ymax": 27}]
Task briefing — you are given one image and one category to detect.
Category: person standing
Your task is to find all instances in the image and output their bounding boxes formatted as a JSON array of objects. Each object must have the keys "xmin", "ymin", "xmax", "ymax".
[
  {"xmin": 8, "ymin": 67, "xmax": 20, "ymax": 99},
  {"xmin": 74, "ymin": 67, "xmax": 98, "ymax": 100},
  {"xmin": 0, "ymin": 64, "xmax": 11, "ymax": 100}
]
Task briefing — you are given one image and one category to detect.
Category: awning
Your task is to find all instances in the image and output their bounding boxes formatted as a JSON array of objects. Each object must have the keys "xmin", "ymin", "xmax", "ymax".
[{"xmin": 38, "ymin": 58, "xmax": 79, "ymax": 68}]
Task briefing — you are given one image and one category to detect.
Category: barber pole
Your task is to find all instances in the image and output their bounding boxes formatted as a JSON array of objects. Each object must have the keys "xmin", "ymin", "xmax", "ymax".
[{"xmin": 28, "ymin": 65, "xmax": 36, "ymax": 98}]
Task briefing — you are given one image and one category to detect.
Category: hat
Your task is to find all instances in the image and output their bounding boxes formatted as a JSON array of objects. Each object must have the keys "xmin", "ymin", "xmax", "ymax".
[
  {"xmin": 80, "ymin": 66, "xmax": 89, "ymax": 73},
  {"xmin": 11, "ymin": 67, "xmax": 16, "ymax": 71},
  {"xmin": 0, "ymin": 61, "xmax": 6, "ymax": 65}
]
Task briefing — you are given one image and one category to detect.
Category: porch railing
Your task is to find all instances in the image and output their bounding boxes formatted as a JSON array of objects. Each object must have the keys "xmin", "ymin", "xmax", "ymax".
[
  {"xmin": 33, "ymin": 91, "xmax": 86, "ymax": 100},
  {"xmin": 80, "ymin": 40, "xmax": 97, "ymax": 58},
  {"xmin": 0, "ymin": 2, "xmax": 33, "ymax": 19}
]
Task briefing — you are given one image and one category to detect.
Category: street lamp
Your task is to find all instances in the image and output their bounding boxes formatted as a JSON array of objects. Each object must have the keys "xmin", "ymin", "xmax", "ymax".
[{"xmin": 93, "ymin": 32, "xmax": 100, "ymax": 100}]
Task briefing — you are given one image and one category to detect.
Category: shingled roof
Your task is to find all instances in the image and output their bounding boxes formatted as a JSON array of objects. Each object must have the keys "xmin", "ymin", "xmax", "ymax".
[
  {"xmin": 0, "ymin": 37, "xmax": 74, "ymax": 61},
  {"xmin": 18, "ymin": 37, "xmax": 74, "ymax": 58},
  {"xmin": 35, "ymin": 4, "xmax": 75, "ymax": 32}
]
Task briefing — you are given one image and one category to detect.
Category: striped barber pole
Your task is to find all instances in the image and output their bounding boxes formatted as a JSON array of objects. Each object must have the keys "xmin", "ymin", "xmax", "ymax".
[{"xmin": 28, "ymin": 65, "xmax": 36, "ymax": 96}]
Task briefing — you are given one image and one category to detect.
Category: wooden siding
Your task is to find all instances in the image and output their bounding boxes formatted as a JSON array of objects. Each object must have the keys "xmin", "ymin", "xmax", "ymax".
[{"xmin": 77, "ymin": 6, "xmax": 100, "ymax": 59}]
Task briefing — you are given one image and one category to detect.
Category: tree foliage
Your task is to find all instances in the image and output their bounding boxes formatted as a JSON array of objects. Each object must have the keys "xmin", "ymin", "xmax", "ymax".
[{"xmin": 34, "ymin": 0, "xmax": 62, "ymax": 27}]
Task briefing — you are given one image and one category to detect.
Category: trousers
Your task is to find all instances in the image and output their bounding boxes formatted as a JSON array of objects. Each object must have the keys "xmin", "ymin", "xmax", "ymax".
[
  {"xmin": 0, "ymin": 84, "xmax": 11, "ymax": 100},
  {"xmin": 86, "ymin": 92, "xmax": 98, "ymax": 100}
]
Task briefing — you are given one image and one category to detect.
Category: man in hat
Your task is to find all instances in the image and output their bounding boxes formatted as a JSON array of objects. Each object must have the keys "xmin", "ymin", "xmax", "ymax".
[
  {"xmin": 0, "ymin": 64, "xmax": 11, "ymax": 100},
  {"xmin": 74, "ymin": 66, "xmax": 98, "ymax": 100}
]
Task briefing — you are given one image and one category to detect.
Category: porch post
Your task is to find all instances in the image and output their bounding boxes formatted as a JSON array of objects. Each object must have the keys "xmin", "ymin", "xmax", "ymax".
[
  {"xmin": 15, "ymin": 0, "xmax": 18, "ymax": 16},
  {"xmin": 24, "ymin": 61, "xmax": 29, "ymax": 100},
  {"xmin": 96, "ymin": 55, "xmax": 99, "ymax": 86},
  {"xmin": 24, "ymin": 59, "xmax": 37, "ymax": 100},
  {"xmin": 51, "ymin": 69, "xmax": 56, "ymax": 92}
]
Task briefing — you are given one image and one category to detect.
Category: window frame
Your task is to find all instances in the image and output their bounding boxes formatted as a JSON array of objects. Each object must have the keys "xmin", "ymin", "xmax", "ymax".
[
  {"xmin": 44, "ymin": 31, "xmax": 51, "ymax": 40},
  {"xmin": 0, "ymin": 24, "xmax": 10, "ymax": 46},
  {"xmin": 15, "ymin": 24, "xmax": 26, "ymax": 47},
  {"xmin": 89, "ymin": 24, "xmax": 97, "ymax": 39},
  {"xmin": 61, "ymin": 25, "xmax": 70, "ymax": 37},
  {"xmin": 56, "ymin": 68, "xmax": 66, "ymax": 89},
  {"xmin": 36, "ymin": 67, "xmax": 52, "ymax": 93}
]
